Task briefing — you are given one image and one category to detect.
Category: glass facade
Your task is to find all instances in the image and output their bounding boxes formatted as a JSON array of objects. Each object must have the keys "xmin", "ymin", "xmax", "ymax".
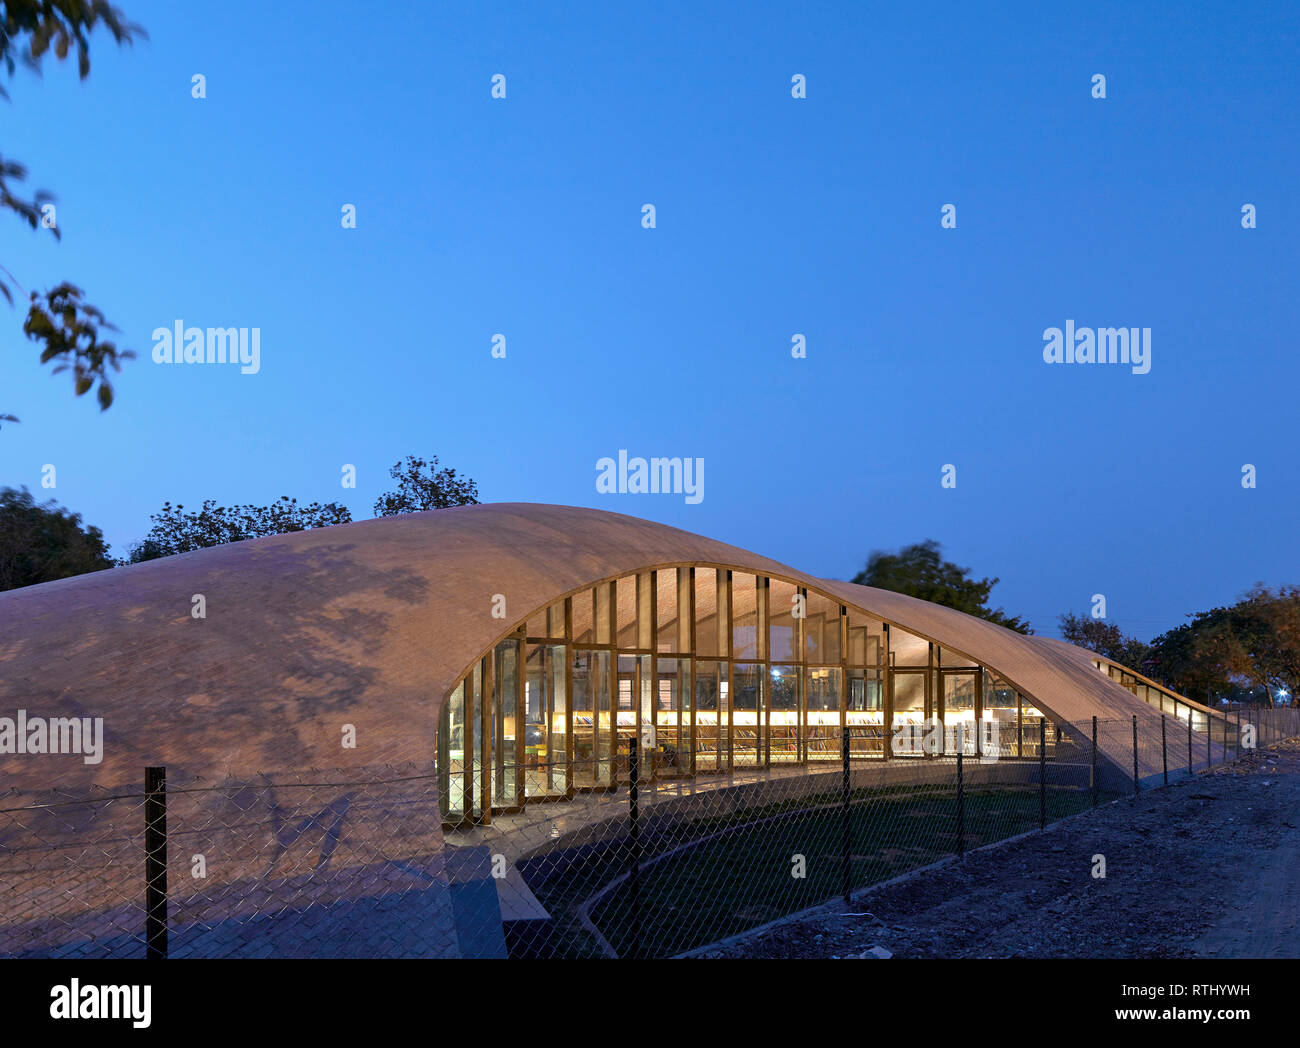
[
  {"xmin": 434, "ymin": 565, "xmax": 1055, "ymax": 823},
  {"xmin": 1095, "ymin": 659, "xmax": 1216, "ymax": 734}
]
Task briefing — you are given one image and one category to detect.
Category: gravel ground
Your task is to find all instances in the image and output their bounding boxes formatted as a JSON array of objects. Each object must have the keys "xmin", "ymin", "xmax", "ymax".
[{"xmin": 698, "ymin": 738, "xmax": 1300, "ymax": 959}]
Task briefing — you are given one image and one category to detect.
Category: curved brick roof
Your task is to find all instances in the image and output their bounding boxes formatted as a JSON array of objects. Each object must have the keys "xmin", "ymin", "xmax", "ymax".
[{"xmin": 0, "ymin": 502, "xmax": 1169, "ymax": 789}]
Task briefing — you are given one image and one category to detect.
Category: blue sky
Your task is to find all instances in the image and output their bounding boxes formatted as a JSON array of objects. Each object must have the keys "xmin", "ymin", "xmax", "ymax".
[{"xmin": 2, "ymin": 0, "xmax": 1297, "ymax": 639}]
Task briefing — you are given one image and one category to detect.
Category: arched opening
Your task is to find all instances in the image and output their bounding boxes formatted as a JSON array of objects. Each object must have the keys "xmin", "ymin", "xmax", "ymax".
[{"xmin": 435, "ymin": 563, "xmax": 1061, "ymax": 826}]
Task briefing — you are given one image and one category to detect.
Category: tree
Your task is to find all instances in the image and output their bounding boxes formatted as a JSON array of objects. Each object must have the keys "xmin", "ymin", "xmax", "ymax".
[
  {"xmin": 1058, "ymin": 611, "xmax": 1151, "ymax": 670},
  {"xmin": 1206, "ymin": 585, "xmax": 1300, "ymax": 706},
  {"xmin": 372, "ymin": 455, "xmax": 479, "ymax": 516},
  {"xmin": 0, "ymin": 485, "xmax": 113, "ymax": 591},
  {"xmin": 125, "ymin": 497, "xmax": 353, "ymax": 562},
  {"xmin": 851, "ymin": 539, "xmax": 1032, "ymax": 634},
  {"xmin": 1, "ymin": 1, "xmax": 144, "ymax": 428},
  {"xmin": 1144, "ymin": 606, "xmax": 1237, "ymax": 701},
  {"xmin": 1141, "ymin": 589, "xmax": 1300, "ymax": 707}
]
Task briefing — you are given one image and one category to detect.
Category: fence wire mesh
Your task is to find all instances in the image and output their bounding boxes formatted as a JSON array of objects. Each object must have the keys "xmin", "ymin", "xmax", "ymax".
[
  {"xmin": 2, "ymin": 707, "xmax": 1297, "ymax": 959},
  {"xmin": 0, "ymin": 765, "xmax": 451, "ymax": 958}
]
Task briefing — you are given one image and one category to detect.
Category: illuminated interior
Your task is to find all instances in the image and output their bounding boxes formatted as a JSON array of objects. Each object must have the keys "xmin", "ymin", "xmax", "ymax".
[
  {"xmin": 435, "ymin": 566, "xmax": 1057, "ymax": 823},
  {"xmin": 1094, "ymin": 660, "xmax": 1211, "ymax": 732}
]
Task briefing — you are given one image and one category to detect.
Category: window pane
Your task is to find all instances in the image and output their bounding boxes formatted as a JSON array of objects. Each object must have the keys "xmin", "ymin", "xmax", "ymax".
[
  {"xmin": 571, "ymin": 589, "xmax": 595, "ymax": 645},
  {"xmin": 938, "ymin": 645, "xmax": 976, "ymax": 668},
  {"xmin": 847, "ymin": 669, "xmax": 885, "ymax": 758},
  {"xmin": 944, "ymin": 672, "xmax": 977, "ymax": 754},
  {"xmin": 732, "ymin": 662, "xmax": 764, "ymax": 766},
  {"xmin": 595, "ymin": 582, "xmax": 612, "ymax": 645},
  {"xmin": 805, "ymin": 592, "xmax": 841, "ymax": 664},
  {"xmin": 769, "ymin": 579, "xmax": 797, "ymax": 663},
  {"xmin": 470, "ymin": 661, "xmax": 486, "ymax": 818},
  {"xmin": 894, "ymin": 672, "xmax": 926, "ymax": 717},
  {"xmin": 525, "ymin": 644, "xmax": 567, "ymax": 797},
  {"xmin": 847, "ymin": 612, "xmax": 885, "ymax": 668},
  {"xmin": 891, "ymin": 627, "xmax": 929, "ymax": 666},
  {"xmin": 656, "ymin": 568, "xmax": 679, "ymax": 653},
  {"xmin": 439, "ymin": 681, "xmax": 466, "ymax": 816},
  {"xmin": 806, "ymin": 667, "xmax": 842, "ymax": 762},
  {"xmin": 637, "ymin": 654, "xmax": 654, "ymax": 779},
  {"xmin": 572, "ymin": 650, "xmax": 611, "ymax": 787},
  {"xmin": 731, "ymin": 573, "xmax": 760, "ymax": 660},
  {"xmin": 638, "ymin": 572, "xmax": 653, "ymax": 649},
  {"xmin": 548, "ymin": 602, "xmax": 566, "ymax": 639},
  {"xmin": 695, "ymin": 568, "xmax": 720, "ymax": 657},
  {"xmin": 616, "ymin": 654, "xmax": 639, "ymax": 766},
  {"xmin": 770, "ymin": 664, "xmax": 799, "ymax": 763},
  {"xmin": 528, "ymin": 601, "xmax": 565, "ymax": 640},
  {"xmin": 493, "ymin": 639, "xmax": 520, "ymax": 806},
  {"xmin": 694, "ymin": 660, "xmax": 725, "ymax": 772},
  {"xmin": 655, "ymin": 656, "xmax": 689, "ymax": 774},
  {"xmin": 617, "ymin": 574, "xmax": 638, "ymax": 649}
]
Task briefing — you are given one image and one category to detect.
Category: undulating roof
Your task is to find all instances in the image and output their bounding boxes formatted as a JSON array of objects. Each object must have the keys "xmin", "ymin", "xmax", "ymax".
[{"xmin": 0, "ymin": 502, "xmax": 1173, "ymax": 789}]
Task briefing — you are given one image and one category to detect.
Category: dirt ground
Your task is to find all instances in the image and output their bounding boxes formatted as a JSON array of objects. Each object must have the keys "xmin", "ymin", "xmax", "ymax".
[{"xmin": 699, "ymin": 738, "xmax": 1300, "ymax": 959}]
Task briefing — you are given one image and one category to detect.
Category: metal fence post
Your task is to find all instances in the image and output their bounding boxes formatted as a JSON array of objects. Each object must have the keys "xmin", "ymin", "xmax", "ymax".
[
  {"xmin": 1131, "ymin": 715, "xmax": 1139, "ymax": 796},
  {"xmin": 841, "ymin": 725, "xmax": 851, "ymax": 905},
  {"xmin": 1161, "ymin": 715, "xmax": 1168, "ymax": 786},
  {"xmin": 956, "ymin": 746, "xmax": 965, "ymax": 858},
  {"xmin": 628, "ymin": 737, "xmax": 640, "ymax": 960},
  {"xmin": 144, "ymin": 765, "xmax": 168, "ymax": 960},
  {"xmin": 1090, "ymin": 716, "xmax": 1098, "ymax": 808},
  {"xmin": 1207, "ymin": 716, "xmax": 1212, "ymax": 769},
  {"xmin": 1187, "ymin": 714, "xmax": 1193, "ymax": 773},
  {"xmin": 1038, "ymin": 718, "xmax": 1046, "ymax": 830}
]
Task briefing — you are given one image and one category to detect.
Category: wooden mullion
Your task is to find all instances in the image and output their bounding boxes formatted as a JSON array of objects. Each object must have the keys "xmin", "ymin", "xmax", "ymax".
[
  {"xmin": 515, "ymin": 634, "xmax": 526, "ymax": 806},
  {"xmin": 462, "ymin": 670, "xmax": 475, "ymax": 820},
  {"xmin": 564, "ymin": 598, "xmax": 574, "ymax": 797},
  {"xmin": 840, "ymin": 607, "xmax": 849, "ymax": 759},
  {"xmin": 725, "ymin": 570, "xmax": 734, "ymax": 771},
  {"xmin": 480, "ymin": 654, "xmax": 493, "ymax": 824},
  {"xmin": 606, "ymin": 583, "xmax": 617, "ymax": 788},
  {"xmin": 761, "ymin": 576, "xmax": 770, "ymax": 768},
  {"xmin": 883, "ymin": 624, "xmax": 893, "ymax": 762}
]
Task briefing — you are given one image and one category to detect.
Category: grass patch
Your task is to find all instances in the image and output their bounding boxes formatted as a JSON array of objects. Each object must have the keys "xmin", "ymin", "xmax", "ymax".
[{"xmin": 519, "ymin": 782, "xmax": 1115, "ymax": 958}]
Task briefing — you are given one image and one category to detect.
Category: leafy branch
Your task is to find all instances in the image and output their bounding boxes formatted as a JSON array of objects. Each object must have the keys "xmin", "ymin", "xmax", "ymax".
[{"xmin": 1, "ymin": 0, "xmax": 145, "ymax": 427}]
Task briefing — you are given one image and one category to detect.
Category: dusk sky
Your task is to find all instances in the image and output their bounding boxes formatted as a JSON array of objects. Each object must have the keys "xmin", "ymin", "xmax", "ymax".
[{"xmin": 3, "ymin": 0, "xmax": 1297, "ymax": 640}]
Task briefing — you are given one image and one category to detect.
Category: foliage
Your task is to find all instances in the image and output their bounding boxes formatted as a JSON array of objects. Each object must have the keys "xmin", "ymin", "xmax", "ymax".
[
  {"xmin": 125, "ymin": 497, "xmax": 353, "ymax": 562},
  {"xmin": 1170, "ymin": 587, "xmax": 1300, "ymax": 705},
  {"xmin": 121, "ymin": 454, "xmax": 478, "ymax": 563},
  {"xmin": 23, "ymin": 282, "xmax": 133, "ymax": 409},
  {"xmin": 0, "ymin": 0, "xmax": 144, "ymax": 426},
  {"xmin": 372, "ymin": 455, "xmax": 479, "ymax": 516},
  {"xmin": 1058, "ymin": 611, "xmax": 1151, "ymax": 670},
  {"xmin": 1114, "ymin": 586, "xmax": 1300, "ymax": 706},
  {"xmin": 1222, "ymin": 585, "xmax": 1300, "ymax": 703},
  {"xmin": 851, "ymin": 539, "xmax": 1032, "ymax": 634},
  {"xmin": 1143, "ymin": 605, "xmax": 1237, "ymax": 701},
  {"xmin": 0, "ymin": 484, "xmax": 113, "ymax": 591}
]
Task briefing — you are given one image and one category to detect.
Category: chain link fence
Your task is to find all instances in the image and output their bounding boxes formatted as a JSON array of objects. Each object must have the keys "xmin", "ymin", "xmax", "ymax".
[
  {"xmin": 0, "ymin": 764, "xmax": 454, "ymax": 958},
  {"xmin": 2, "ymin": 707, "xmax": 1297, "ymax": 959}
]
